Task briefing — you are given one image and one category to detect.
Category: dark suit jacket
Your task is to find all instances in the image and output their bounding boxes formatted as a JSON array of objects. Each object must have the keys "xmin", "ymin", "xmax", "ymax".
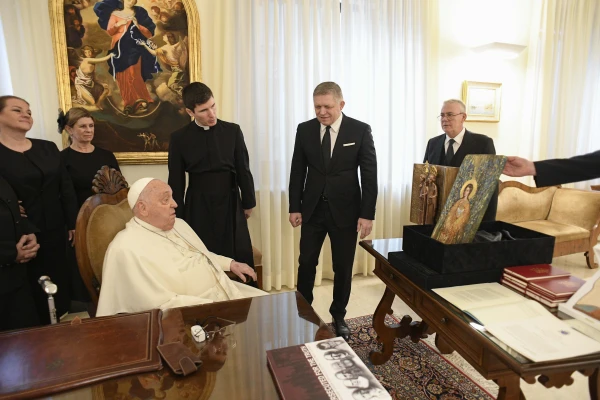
[
  {"xmin": 534, "ymin": 150, "xmax": 600, "ymax": 187},
  {"xmin": 423, "ymin": 130, "xmax": 498, "ymax": 221},
  {"xmin": 289, "ymin": 114, "xmax": 377, "ymax": 228},
  {"xmin": 0, "ymin": 175, "xmax": 37, "ymax": 293}
]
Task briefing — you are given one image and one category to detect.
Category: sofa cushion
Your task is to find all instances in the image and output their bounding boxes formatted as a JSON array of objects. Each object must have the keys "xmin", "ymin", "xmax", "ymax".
[
  {"xmin": 496, "ymin": 186, "xmax": 557, "ymax": 223},
  {"xmin": 547, "ymin": 189, "xmax": 600, "ymax": 231},
  {"xmin": 86, "ymin": 200, "xmax": 133, "ymax": 284},
  {"xmin": 514, "ymin": 220, "xmax": 590, "ymax": 243}
]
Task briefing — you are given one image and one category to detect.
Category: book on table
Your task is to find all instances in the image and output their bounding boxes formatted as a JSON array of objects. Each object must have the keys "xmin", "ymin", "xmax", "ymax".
[
  {"xmin": 560, "ymin": 267, "xmax": 600, "ymax": 332},
  {"xmin": 267, "ymin": 338, "xmax": 391, "ymax": 400},
  {"xmin": 433, "ymin": 283, "xmax": 600, "ymax": 362},
  {"xmin": 503, "ymin": 264, "xmax": 570, "ymax": 282}
]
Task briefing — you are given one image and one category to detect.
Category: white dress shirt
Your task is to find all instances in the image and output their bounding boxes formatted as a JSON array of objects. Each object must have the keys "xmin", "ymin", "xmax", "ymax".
[
  {"xmin": 320, "ymin": 114, "xmax": 343, "ymax": 157},
  {"xmin": 444, "ymin": 127, "xmax": 466, "ymax": 154}
]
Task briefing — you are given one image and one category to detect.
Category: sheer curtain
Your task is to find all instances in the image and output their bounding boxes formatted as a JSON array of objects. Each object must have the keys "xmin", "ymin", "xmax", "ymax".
[
  {"xmin": 522, "ymin": 0, "xmax": 600, "ymax": 188},
  {"xmin": 0, "ymin": 0, "xmax": 60, "ymax": 141},
  {"xmin": 198, "ymin": 0, "xmax": 438, "ymax": 290}
]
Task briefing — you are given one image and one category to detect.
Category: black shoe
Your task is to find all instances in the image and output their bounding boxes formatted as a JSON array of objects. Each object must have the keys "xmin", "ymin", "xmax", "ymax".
[{"xmin": 332, "ymin": 318, "xmax": 351, "ymax": 341}]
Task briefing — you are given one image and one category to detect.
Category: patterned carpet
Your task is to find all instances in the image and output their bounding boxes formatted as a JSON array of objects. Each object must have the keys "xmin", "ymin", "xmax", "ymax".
[{"xmin": 332, "ymin": 315, "xmax": 495, "ymax": 400}]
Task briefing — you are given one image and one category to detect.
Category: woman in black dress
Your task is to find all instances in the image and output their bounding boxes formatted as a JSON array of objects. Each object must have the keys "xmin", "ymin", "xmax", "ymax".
[
  {"xmin": 58, "ymin": 107, "xmax": 120, "ymax": 303},
  {"xmin": 0, "ymin": 95, "xmax": 78, "ymax": 324}
]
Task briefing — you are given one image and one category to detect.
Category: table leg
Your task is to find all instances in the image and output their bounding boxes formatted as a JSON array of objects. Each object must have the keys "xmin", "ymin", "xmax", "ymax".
[
  {"xmin": 495, "ymin": 374, "xmax": 526, "ymax": 400},
  {"xmin": 434, "ymin": 333, "xmax": 454, "ymax": 354},
  {"xmin": 369, "ymin": 287, "xmax": 396, "ymax": 365},
  {"xmin": 590, "ymin": 368, "xmax": 600, "ymax": 400}
]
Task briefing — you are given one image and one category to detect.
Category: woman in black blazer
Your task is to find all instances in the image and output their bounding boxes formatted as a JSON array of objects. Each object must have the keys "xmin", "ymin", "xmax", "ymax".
[{"xmin": 0, "ymin": 95, "xmax": 78, "ymax": 324}]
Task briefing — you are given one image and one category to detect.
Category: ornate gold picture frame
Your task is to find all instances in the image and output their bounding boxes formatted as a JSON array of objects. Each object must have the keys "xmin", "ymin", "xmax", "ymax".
[
  {"xmin": 462, "ymin": 81, "xmax": 502, "ymax": 123},
  {"xmin": 49, "ymin": 0, "xmax": 201, "ymax": 164}
]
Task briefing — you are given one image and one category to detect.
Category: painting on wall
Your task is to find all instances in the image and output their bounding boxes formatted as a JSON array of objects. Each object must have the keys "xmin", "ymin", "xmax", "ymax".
[
  {"xmin": 49, "ymin": 0, "xmax": 202, "ymax": 164},
  {"xmin": 462, "ymin": 81, "xmax": 502, "ymax": 123},
  {"xmin": 431, "ymin": 155, "xmax": 506, "ymax": 244}
]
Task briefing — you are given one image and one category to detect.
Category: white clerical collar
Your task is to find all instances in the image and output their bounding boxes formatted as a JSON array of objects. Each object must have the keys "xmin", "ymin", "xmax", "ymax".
[
  {"xmin": 445, "ymin": 127, "xmax": 466, "ymax": 145},
  {"xmin": 320, "ymin": 113, "xmax": 343, "ymax": 133},
  {"xmin": 194, "ymin": 119, "xmax": 210, "ymax": 131},
  {"xmin": 133, "ymin": 217, "xmax": 171, "ymax": 234}
]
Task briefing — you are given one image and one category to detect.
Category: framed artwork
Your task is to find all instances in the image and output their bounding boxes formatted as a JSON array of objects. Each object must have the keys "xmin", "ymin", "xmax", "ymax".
[
  {"xmin": 431, "ymin": 155, "xmax": 507, "ymax": 244},
  {"xmin": 48, "ymin": 0, "xmax": 202, "ymax": 164},
  {"xmin": 461, "ymin": 81, "xmax": 502, "ymax": 122}
]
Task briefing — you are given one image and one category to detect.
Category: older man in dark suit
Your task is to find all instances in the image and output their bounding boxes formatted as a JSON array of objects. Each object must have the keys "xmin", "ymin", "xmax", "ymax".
[
  {"xmin": 289, "ymin": 82, "xmax": 378, "ymax": 340},
  {"xmin": 423, "ymin": 99, "xmax": 497, "ymax": 221}
]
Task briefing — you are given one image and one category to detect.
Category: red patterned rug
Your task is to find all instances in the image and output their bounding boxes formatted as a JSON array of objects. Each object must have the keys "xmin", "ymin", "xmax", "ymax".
[{"xmin": 330, "ymin": 315, "xmax": 495, "ymax": 400}]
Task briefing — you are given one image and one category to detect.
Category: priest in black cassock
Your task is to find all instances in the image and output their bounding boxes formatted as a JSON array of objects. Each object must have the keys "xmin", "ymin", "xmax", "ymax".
[{"xmin": 168, "ymin": 82, "xmax": 257, "ymax": 279}]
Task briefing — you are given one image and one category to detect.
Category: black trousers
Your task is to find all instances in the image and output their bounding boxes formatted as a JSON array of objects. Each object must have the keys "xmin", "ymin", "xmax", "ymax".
[
  {"xmin": 0, "ymin": 281, "xmax": 40, "ymax": 331},
  {"xmin": 297, "ymin": 199, "xmax": 357, "ymax": 319}
]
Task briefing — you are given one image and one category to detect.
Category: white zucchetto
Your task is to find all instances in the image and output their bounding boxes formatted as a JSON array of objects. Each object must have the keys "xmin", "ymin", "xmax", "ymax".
[{"xmin": 127, "ymin": 177, "xmax": 156, "ymax": 209}]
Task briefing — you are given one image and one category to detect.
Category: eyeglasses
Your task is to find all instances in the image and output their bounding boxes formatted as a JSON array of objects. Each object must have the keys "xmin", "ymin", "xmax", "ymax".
[
  {"xmin": 191, "ymin": 316, "xmax": 236, "ymax": 343},
  {"xmin": 437, "ymin": 112, "xmax": 465, "ymax": 120}
]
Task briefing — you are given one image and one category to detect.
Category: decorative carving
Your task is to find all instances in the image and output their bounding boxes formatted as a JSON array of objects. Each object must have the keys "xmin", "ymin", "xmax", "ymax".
[
  {"xmin": 537, "ymin": 372, "xmax": 575, "ymax": 389},
  {"xmin": 92, "ymin": 165, "xmax": 129, "ymax": 195},
  {"xmin": 369, "ymin": 287, "xmax": 429, "ymax": 365}
]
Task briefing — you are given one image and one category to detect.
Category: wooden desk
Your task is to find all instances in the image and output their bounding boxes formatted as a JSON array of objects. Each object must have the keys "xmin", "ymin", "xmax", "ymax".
[
  {"xmin": 360, "ymin": 238, "xmax": 600, "ymax": 400},
  {"xmin": 5, "ymin": 292, "xmax": 332, "ymax": 400}
]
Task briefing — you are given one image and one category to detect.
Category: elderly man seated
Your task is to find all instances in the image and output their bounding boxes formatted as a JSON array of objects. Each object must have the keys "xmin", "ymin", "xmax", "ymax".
[{"xmin": 96, "ymin": 178, "xmax": 266, "ymax": 316}]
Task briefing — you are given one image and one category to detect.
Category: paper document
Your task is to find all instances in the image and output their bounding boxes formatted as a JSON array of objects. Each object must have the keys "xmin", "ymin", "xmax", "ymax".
[
  {"xmin": 433, "ymin": 283, "xmax": 525, "ymax": 310},
  {"xmin": 485, "ymin": 315, "xmax": 600, "ymax": 362}
]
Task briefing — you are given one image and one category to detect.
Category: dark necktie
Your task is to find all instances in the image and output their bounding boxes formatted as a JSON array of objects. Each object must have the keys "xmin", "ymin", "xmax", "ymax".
[
  {"xmin": 322, "ymin": 126, "xmax": 331, "ymax": 170},
  {"xmin": 445, "ymin": 138, "xmax": 455, "ymax": 165}
]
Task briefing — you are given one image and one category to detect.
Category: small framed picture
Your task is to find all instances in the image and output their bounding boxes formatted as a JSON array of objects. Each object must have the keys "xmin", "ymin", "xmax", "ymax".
[{"xmin": 462, "ymin": 81, "xmax": 502, "ymax": 122}]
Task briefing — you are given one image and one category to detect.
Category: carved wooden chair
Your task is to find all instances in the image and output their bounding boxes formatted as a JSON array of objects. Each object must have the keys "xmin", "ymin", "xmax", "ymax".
[{"xmin": 75, "ymin": 167, "xmax": 263, "ymax": 316}]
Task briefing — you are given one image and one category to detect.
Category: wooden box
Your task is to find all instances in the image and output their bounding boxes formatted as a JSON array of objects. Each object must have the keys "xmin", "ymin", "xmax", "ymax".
[{"xmin": 410, "ymin": 163, "xmax": 459, "ymax": 224}]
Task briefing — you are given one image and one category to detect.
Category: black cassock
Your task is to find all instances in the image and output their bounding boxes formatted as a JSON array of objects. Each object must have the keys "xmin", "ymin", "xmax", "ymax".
[{"xmin": 168, "ymin": 120, "xmax": 256, "ymax": 268}]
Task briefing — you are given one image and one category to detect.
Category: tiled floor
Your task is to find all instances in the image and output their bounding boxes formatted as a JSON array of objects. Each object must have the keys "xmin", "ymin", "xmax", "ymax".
[{"xmin": 270, "ymin": 252, "xmax": 596, "ymax": 399}]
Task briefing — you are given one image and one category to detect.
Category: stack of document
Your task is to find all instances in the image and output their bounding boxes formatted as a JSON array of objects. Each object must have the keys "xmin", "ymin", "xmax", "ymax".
[{"xmin": 433, "ymin": 283, "xmax": 600, "ymax": 362}]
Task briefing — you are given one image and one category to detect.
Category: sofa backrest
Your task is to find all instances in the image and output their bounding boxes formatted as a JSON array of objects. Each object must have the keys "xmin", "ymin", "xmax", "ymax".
[
  {"xmin": 496, "ymin": 182, "xmax": 558, "ymax": 223},
  {"xmin": 548, "ymin": 188, "xmax": 600, "ymax": 231}
]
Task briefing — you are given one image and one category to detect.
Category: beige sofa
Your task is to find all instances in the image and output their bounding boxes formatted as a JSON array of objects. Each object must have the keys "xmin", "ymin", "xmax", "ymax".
[{"xmin": 496, "ymin": 180, "xmax": 600, "ymax": 269}]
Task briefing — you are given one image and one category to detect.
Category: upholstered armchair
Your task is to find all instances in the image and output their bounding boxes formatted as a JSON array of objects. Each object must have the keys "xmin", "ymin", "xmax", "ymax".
[{"xmin": 75, "ymin": 166, "xmax": 263, "ymax": 316}]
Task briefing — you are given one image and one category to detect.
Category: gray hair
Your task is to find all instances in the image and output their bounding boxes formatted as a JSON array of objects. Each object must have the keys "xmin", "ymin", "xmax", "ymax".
[
  {"xmin": 313, "ymin": 82, "xmax": 344, "ymax": 101},
  {"xmin": 442, "ymin": 99, "xmax": 466, "ymax": 113}
]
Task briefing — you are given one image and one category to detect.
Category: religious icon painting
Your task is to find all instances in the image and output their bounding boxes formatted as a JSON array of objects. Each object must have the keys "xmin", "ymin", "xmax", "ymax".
[
  {"xmin": 49, "ymin": 0, "xmax": 202, "ymax": 164},
  {"xmin": 431, "ymin": 155, "xmax": 507, "ymax": 244}
]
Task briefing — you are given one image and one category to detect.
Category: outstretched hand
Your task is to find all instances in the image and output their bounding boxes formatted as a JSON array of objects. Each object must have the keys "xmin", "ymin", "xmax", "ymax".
[
  {"xmin": 230, "ymin": 261, "xmax": 257, "ymax": 283},
  {"xmin": 503, "ymin": 156, "xmax": 537, "ymax": 177}
]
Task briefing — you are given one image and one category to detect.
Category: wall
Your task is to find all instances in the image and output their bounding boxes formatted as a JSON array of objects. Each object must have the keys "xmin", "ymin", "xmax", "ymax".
[{"xmin": 436, "ymin": 0, "xmax": 535, "ymax": 162}]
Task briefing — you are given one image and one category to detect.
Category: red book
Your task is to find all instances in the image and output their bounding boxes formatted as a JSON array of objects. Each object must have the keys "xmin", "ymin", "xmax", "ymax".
[
  {"xmin": 529, "ymin": 276, "xmax": 585, "ymax": 298},
  {"xmin": 502, "ymin": 274, "xmax": 528, "ymax": 288},
  {"xmin": 501, "ymin": 279, "xmax": 526, "ymax": 294},
  {"xmin": 525, "ymin": 289, "xmax": 566, "ymax": 308},
  {"xmin": 504, "ymin": 264, "xmax": 570, "ymax": 281},
  {"xmin": 267, "ymin": 338, "xmax": 390, "ymax": 400},
  {"xmin": 525, "ymin": 285, "xmax": 572, "ymax": 301}
]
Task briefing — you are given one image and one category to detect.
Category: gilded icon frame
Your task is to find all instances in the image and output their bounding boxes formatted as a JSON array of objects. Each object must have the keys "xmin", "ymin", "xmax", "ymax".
[
  {"xmin": 48, "ymin": 0, "xmax": 201, "ymax": 164},
  {"xmin": 462, "ymin": 81, "xmax": 502, "ymax": 123}
]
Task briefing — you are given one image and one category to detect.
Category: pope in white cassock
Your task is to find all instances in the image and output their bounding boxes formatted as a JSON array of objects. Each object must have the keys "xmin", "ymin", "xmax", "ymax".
[{"xmin": 96, "ymin": 177, "xmax": 266, "ymax": 316}]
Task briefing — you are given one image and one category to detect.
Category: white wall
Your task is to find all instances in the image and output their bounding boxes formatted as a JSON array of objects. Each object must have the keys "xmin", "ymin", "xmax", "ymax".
[{"xmin": 436, "ymin": 0, "xmax": 535, "ymax": 159}]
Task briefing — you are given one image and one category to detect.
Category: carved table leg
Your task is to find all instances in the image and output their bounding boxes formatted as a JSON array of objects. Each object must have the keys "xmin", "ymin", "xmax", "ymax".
[
  {"xmin": 590, "ymin": 367, "xmax": 600, "ymax": 400},
  {"xmin": 434, "ymin": 333, "xmax": 454, "ymax": 354},
  {"xmin": 495, "ymin": 374, "xmax": 526, "ymax": 400},
  {"xmin": 370, "ymin": 287, "xmax": 397, "ymax": 365}
]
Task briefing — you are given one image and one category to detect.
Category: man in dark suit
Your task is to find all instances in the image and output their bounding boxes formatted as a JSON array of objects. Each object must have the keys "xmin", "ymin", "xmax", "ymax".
[
  {"xmin": 0, "ymin": 175, "xmax": 40, "ymax": 331},
  {"xmin": 423, "ymin": 99, "xmax": 497, "ymax": 221},
  {"xmin": 289, "ymin": 82, "xmax": 377, "ymax": 340},
  {"xmin": 503, "ymin": 151, "xmax": 600, "ymax": 187}
]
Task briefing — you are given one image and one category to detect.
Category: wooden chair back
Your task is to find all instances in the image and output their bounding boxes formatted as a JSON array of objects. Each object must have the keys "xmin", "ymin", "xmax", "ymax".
[{"xmin": 75, "ymin": 166, "xmax": 130, "ymax": 312}]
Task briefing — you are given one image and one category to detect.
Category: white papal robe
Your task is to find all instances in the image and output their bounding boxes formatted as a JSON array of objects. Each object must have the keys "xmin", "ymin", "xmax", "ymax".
[{"xmin": 96, "ymin": 217, "xmax": 266, "ymax": 316}]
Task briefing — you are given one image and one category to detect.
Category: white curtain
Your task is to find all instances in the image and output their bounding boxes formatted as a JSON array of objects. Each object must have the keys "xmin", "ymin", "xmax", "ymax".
[
  {"xmin": 0, "ymin": 0, "xmax": 60, "ymax": 140},
  {"xmin": 522, "ymin": 0, "xmax": 600, "ymax": 188}
]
